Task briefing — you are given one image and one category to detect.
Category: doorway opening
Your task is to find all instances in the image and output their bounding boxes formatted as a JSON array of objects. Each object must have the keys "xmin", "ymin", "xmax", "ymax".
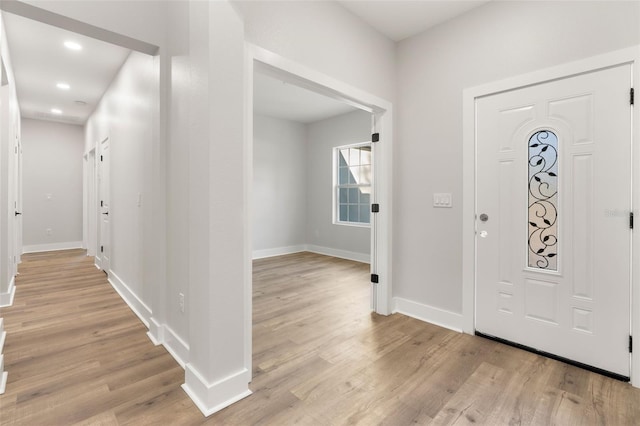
[{"xmin": 245, "ymin": 44, "xmax": 394, "ymax": 375}]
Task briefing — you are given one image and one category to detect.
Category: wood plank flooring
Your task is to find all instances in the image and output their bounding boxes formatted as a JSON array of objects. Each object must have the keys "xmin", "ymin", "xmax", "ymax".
[{"xmin": 1, "ymin": 249, "xmax": 640, "ymax": 425}]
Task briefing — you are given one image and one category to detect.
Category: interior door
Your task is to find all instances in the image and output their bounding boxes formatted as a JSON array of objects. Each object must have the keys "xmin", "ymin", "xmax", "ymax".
[
  {"xmin": 13, "ymin": 133, "xmax": 22, "ymax": 271},
  {"xmin": 99, "ymin": 138, "xmax": 110, "ymax": 274},
  {"xmin": 475, "ymin": 64, "xmax": 632, "ymax": 377}
]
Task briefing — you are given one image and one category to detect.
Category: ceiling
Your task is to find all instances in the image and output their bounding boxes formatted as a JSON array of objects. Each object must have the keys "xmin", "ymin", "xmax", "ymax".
[
  {"xmin": 337, "ymin": 0, "xmax": 491, "ymax": 42},
  {"xmin": 2, "ymin": 12, "xmax": 131, "ymax": 125},
  {"xmin": 1, "ymin": 1, "xmax": 490, "ymax": 127},
  {"xmin": 254, "ymin": 71, "xmax": 359, "ymax": 124}
]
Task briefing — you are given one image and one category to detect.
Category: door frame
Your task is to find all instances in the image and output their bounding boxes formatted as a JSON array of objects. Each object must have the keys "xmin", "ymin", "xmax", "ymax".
[
  {"xmin": 83, "ymin": 148, "xmax": 97, "ymax": 257},
  {"xmin": 97, "ymin": 137, "xmax": 110, "ymax": 273},
  {"xmin": 244, "ymin": 44, "xmax": 394, "ymax": 371},
  {"xmin": 462, "ymin": 46, "xmax": 640, "ymax": 386}
]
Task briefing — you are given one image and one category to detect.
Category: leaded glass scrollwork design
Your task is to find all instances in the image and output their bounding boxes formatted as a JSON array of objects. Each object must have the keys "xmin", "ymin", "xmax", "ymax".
[{"xmin": 528, "ymin": 130, "xmax": 558, "ymax": 270}]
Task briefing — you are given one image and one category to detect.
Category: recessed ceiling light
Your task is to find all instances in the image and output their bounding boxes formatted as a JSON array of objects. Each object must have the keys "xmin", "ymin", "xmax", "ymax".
[
  {"xmin": 51, "ymin": 108, "xmax": 63, "ymax": 115},
  {"xmin": 56, "ymin": 82, "xmax": 70, "ymax": 90},
  {"xmin": 64, "ymin": 41, "xmax": 82, "ymax": 51}
]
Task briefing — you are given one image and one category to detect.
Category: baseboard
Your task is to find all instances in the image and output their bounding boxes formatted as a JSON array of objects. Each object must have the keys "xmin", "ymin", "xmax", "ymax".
[
  {"xmin": 163, "ymin": 325, "xmax": 189, "ymax": 368},
  {"xmin": 252, "ymin": 245, "xmax": 306, "ymax": 259},
  {"xmin": 0, "ymin": 330, "xmax": 5, "ymax": 354},
  {"xmin": 147, "ymin": 317, "xmax": 164, "ymax": 346},
  {"xmin": 108, "ymin": 271, "xmax": 152, "ymax": 328},
  {"xmin": 0, "ymin": 277, "xmax": 15, "ymax": 307},
  {"xmin": 22, "ymin": 241, "xmax": 83, "ymax": 254},
  {"xmin": 393, "ymin": 297, "xmax": 464, "ymax": 333},
  {"xmin": 0, "ymin": 322, "xmax": 5, "ymax": 394},
  {"xmin": 0, "ymin": 369, "xmax": 6, "ymax": 395},
  {"xmin": 182, "ymin": 365, "xmax": 252, "ymax": 417},
  {"xmin": 306, "ymin": 244, "xmax": 370, "ymax": 264},
  {"xmin": 147, "ymin": 317, "xmax": 190, "ymax": 368}
]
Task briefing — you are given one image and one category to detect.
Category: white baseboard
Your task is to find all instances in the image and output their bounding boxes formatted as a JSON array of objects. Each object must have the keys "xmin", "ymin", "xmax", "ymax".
[
  {"xmin": 306, "ymin": 244, "xmax": 370, "ymax": 264},
  {"xmin": 252, "ymin": 244, "xmax": 370, "ymax": 264},
  {"xmin": 0, "ymin": 277, "xmax": 15, "ymax": 307},
  {"xmin": 163, "ymin": 325, "xmax": 189, "ymax": 368},
  {"xmin": 108, "ymin": 271, "xmax": 151, "ymax": 328},
  {"xmin": 22, "ymin": 241, "xmax": 83, "ymax": 254},
  {"xmin": 252, "ymin": 245, "xmax": 306, "ymax": 260},
  {"xmin": 0, "ymin": 369, "xmax": 6, "ymax": 395},
  {"xmin": 393, "ymin": 297, "xmax": 464, "ymax": 333},
  {"xmin": 147, "ymin": 317, "xmax": 164, "ymax": 346},
  {"xmin": 147, "ymin": 317, "xmax": 190, "ymax": 368},
  {"xmin": 0, "ymin": 320, "xmax": 5, "ymax": 394},
  {"xmin": 182, "ymin": 365, "xmax": 252, "ymax": 417}
]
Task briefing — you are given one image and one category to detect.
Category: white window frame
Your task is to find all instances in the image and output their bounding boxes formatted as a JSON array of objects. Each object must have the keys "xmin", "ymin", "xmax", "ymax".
[{"xmin": 333, "ymin": 141, "xmax": 372, "ymax": 227}]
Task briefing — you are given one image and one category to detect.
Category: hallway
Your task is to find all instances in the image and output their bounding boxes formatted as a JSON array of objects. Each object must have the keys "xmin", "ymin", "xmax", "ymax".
[
  {"xmin": 0, "ymin": 250, "xmax": 186, "ymax": 424},
  {"xmin": 1, "ymin": 250, "xmax": 640, "ymax": 424}
]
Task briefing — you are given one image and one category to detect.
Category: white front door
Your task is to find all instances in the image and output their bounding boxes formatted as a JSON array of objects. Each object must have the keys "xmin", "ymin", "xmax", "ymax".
[
  {"xmin": 476, "ymin": 64, "xmax": 632, "ymax": 377},
  {"xmin": 99, "ymin": 138, "xmax": 111, "ymax": 274}
]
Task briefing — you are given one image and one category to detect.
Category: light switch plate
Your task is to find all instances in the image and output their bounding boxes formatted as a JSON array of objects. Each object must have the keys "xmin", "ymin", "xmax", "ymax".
[{"xmin": 433, "ymin": 193, "xmax": 452, "ymax": 208}]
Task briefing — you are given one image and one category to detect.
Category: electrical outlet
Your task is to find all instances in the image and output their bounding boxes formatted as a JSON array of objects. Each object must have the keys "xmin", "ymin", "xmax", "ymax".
[
  {"xmin": 46, "ymin": 228, "xmax": 52, "ymax": 236},
  {"xmin": 179, "ymin": 293, "xmax": 185, "ymax": 313}
]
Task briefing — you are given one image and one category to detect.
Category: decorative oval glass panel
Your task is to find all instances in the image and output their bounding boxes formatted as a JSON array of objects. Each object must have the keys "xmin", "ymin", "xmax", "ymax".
[{"xmin": 528, "ymin": 130, "xmax": 558, "ymax": 270}]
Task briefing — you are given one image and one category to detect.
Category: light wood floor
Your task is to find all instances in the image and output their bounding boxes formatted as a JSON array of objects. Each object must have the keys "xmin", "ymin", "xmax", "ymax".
[{"xmin": 1, "ymin": 250, "xmax": 640, "ymax": 425}]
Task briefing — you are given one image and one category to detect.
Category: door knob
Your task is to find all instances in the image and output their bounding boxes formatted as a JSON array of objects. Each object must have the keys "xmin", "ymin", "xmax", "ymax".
[
  {"xmin": 102, "ymin": 212, "xmax": 109, "ymax": 215},
  {"xmin": 479, "ymin": 213, "xmax": 489, "ymax": 222},
  {"xmin": 14, "ymin": 211, "xmax": 21, "ymax": 216}
]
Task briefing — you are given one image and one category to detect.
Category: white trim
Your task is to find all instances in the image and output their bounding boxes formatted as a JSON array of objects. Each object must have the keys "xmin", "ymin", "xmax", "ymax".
[
  {"xmin": 252, "ymin": 245, "xmax": 370, "ymax": 264},
  {"xmin": 182, "ymin": 365, "xmax": 252, "ymax": 417},
  {"xmin": 306, "ymin": 245, "xmax": 370, "ymax": 264},
  {"xmin": 462, "ymin": 46, "xmax": 640, "ymax": 385},
  {"xmin": 22, "ymin": 241, "xmax": 83, "ymax": 254},
  {"xmin": 148, "ymin": 320, "xmax": 189, "ymax": 370},
  {"xmin": 252, "ymin": 245, "xmax": 306, "ymax": 260},
  {"xmin": 0, "ymin": 277, "xmax": 15, "ymax": 307},
  {"xmin": 162, "ymin": 324, "xmax": 189, "ymax": 369},
  {"xmin": 107, "ymin": 271, "xmax": 151, "ymax": 328},
  {"xmin": 0, "ymin": 370, "xmax": 6, "ymax": 395},
  {"xmin": 147, "ymin": 316, "xmax": 164, "ymax": 346},
  {"xmin": 393, "ymin": 297, "xmax": 463, "ymax": 333},
  {"xmin": 0, "ymin": 318, "xmax": 5, "ymax": 395}
]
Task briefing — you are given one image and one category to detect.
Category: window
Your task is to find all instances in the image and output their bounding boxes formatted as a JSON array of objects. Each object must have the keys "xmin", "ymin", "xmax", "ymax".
[
  {"xmin": 334, "ymin": 143, "xmax": 372, "ymax": 226},
  {"xmin": 528, "ymin": 130, "xmax": 558, "ymax": 270}
]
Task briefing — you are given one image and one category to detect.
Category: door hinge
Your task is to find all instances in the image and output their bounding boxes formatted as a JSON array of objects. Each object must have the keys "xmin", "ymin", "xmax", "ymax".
[
  {"xmin": 631, "ymin": 88, "xmax": 635, "ymax": 105},
  {"xmin": 630, "ymin": 335, "xmax": 633, "ymax": 353},
  {"xmin": 100, "ymin": 245, "xmax": 104, "ymax": 253},
  {"xmin": 101, "ymin": 200, "xmax": 104, "ymax": 207},
  {"xmin": 100, "ymin": 155, "xmax": 103, "ymax": 161},
  {"xmin": 372, "ymin": 133, "xmax": 380, "ymax": 143},
  {"xmin": 630, "ymin": 212, "xmax": 634, "ymax": 229},
  {"xmin": 371, "ymin": 273, "xmax": 379, "ymax": 284},
  {"xmin": 371, "ymin": 203, "xmax": 380, "ymax": 213}
]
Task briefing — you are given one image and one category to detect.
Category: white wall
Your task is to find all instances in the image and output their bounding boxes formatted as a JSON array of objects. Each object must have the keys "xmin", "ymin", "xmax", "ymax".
[
  {"xmin": 306, "ymin": 110, "xmax": 371, "ymax": 258},
  {"xmin": 253, "ymin": 114, "xmax": 307, "ymax": 256},
  {"xmin": 85, "ymin": 51, "xmax": 154, "ymax": 318},
  {"xmin": 0, "ymin": 10, "xmax": 20, "ymax": 298},
  {"xmin": 21, "ymin": 119, "xmax": 83, "ymax": 251},
  {"xmin": 394, "ymin": 1, "xmax": 640, "ymax": 318},
  {"xmin": 18, "ymin": 0, "xmax": 397, "ymax": 414},
  {"xmin": 237, "ymin": 1, "xmax": 396, "ymax": 103},
  {"xmin": 253, "ymin": 110, "xmax": 371, "ymax": 260},
  {"xmin": 0, "ymin": 10, "xmax": 21, "ymax": 395}
]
